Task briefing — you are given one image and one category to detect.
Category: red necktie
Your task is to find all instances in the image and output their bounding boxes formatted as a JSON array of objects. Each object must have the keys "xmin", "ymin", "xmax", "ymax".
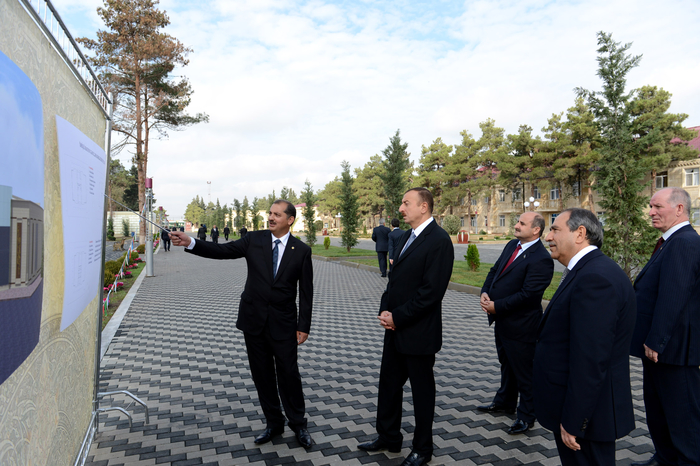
[
  {"xmin": 652, "ymin": 237, "xmax": 664, "ymax": 256},
  {"xmin": 500, "ymin": 244, "xmax": 521, "ymax": 275}
]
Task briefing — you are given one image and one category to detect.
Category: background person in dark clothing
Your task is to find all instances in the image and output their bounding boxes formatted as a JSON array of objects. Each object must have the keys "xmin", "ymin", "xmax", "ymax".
[
  {"xmin": 198, "ymin": 224, "xmax": 207, "ymax": 242},
  {"xmin": 211, "ymin": 225, "xmax": 220, "ymax": 243},
  {"xmin": 224, "ymin": 225, "xmax": 230, "ymax": 240},
  {"xmin": 372, "ymin": 218, "xmax": 391, "ymax": 277},
  {"xmin": 240, "ymin": 226, "xmax": 248, "ymax": 238},
  {"xmin": 161, "ymin": 229, "xmax": 171, "ymax": 251},
  {"xmin": 387, "ymin": 218, "xmax": 403, "ymax": 272}
]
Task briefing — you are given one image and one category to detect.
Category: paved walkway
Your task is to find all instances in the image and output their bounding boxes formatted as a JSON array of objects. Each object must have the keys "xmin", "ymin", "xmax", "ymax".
[{"xmin": 87, "ymin": 241, "xmax": 652, "ymax": 465}]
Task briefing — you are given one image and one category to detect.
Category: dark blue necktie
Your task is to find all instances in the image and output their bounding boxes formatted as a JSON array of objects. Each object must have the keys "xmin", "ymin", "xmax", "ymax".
[{"xmin": 272, "ymin": 239, "xmax": 281, "ymax": 277}]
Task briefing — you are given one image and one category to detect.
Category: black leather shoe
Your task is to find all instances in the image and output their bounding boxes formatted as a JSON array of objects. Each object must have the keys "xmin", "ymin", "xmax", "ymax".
[
  {"xmin": 400, "ymin": 451, "xmax": 431, "ymax": 466},
  {"xmin": 477, "ymin": 402, "xmax": 516, "ymax": 415},
  {"xmin": 358, "ymin": 437, "xmax": 402, "ymax": 453},
  {"xmin": 630, "ymin": 457, "xmax": 662, "ymax": 466},
  {"xmin": 254, "ymin": 426, "xmax": 283, "ymax": 444},
  {"xmin": 507, "ymin": 418, "xmax": 535, "ymax": 434},
  {"xmin": 295, "ymin": 428, "xmax": 313, "ymax": 449}
]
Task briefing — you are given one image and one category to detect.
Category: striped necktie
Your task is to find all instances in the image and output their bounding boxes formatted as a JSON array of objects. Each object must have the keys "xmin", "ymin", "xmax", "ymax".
[{"xmin": 272, "ymin": 239, "xmax": 281, "ymax": 277}]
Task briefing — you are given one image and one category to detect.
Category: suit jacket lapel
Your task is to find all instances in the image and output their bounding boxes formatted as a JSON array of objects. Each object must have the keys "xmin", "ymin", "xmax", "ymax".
[
  {"xmin": 264, "ymin": 231, "xmax": 275, "ymax": 281},
  {"xmin": 394, "ymin": 222, "xmax": 433, "ymax": 266},
  {"xmin": 539, "ymin": 249, "xmax": 601, "ymax": 332},
  {"xmin": 634, "ymin": 225, "xmax": 692, "ymax": 284},
  {"xmin": 274, "ymin": 235, "xmax": 295, "ymax": 282}
]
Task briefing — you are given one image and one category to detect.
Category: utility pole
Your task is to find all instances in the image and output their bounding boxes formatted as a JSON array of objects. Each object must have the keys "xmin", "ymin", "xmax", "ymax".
[{"xmin": 207, "ymin": 181, "xmax": 211, "ymax": 205}]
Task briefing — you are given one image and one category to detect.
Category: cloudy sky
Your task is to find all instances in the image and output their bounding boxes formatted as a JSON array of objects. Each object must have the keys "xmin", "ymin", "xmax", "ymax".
[{"xmin": 52, "ymin": 0, "xmax": 700, "ymax": 219}]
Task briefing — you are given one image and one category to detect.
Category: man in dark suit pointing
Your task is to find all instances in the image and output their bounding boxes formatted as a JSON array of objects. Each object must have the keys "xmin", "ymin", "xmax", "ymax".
[
  {"xmin": 478, "ymin": 211, "xmax": 553, "ymax": 434},
  {"xmin": 630, "ymin": 187, "xmax": 700, "ymax": 466},
  {"xmin": 534, "ymin": 208, "xmax": 636, "ymax": 465},
  {"xmin": 170, "ymin": 200, "xmax": 314, "ymax": 449},
  {"xmin": 358, "ymin": 188, "xmax": 454, "ymax": 466}
]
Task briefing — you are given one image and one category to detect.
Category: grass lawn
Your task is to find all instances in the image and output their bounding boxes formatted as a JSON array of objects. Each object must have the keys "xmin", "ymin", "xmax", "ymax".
[
  {"xmin": 347, "ymin": 258, "xmax": 562, "ymax": 300},
  {"xmin": 102, "ymin": 260, "xmax": 146, "ymax": 330},
  {"xmin": 311, "ymin": 244, "xmax": 376, "ymax": 257}
]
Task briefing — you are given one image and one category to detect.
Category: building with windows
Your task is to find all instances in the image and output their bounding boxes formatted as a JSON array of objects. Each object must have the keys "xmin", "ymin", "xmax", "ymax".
[{"xmin": 447, "ymin": 126, "xmax": 700, "ymax": 235}]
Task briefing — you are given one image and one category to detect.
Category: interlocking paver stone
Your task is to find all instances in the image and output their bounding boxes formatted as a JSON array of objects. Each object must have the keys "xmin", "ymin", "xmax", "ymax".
[{"xmin": 87, "ymin": 242, "xmax": 653, "ymax": 465}]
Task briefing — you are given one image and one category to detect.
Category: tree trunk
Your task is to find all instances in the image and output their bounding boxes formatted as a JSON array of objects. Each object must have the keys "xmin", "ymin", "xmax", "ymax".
[
  {"xmin": 135, "ymin": 73, "xmax": 146, "ymax": 243},
  {"xmin": 650, "ymin": 169, "xmax": 657, "ymax": 197}
]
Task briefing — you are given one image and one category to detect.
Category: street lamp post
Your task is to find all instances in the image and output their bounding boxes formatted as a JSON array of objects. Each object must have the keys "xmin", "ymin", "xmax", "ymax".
[{"xmin": 523, "ymin": 196, "xmax": 540, "ymax": 211}]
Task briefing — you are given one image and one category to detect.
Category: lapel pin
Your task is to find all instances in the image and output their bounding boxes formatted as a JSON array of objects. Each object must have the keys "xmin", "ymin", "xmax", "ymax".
[{"xmin": 292, "ymin": 246, "xmax": 295, "ymax": 249}]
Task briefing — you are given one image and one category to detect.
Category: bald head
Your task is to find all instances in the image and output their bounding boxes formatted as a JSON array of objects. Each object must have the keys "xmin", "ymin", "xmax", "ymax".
[{"xmin": 514, "ymin": 211, "xmax": 545, "ymax": 243}]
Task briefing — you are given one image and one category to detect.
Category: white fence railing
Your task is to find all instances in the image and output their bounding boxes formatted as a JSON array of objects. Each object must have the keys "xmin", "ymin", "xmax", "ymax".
[{"xmin": 19, "ymin": 0, "xmax": 112, "ymax": 116}]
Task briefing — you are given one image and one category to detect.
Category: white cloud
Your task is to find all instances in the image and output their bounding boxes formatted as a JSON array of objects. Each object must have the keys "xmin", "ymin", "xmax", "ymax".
[{"xmin": 51, "ymin": 0, "xmax": 700, "ymax": 218}]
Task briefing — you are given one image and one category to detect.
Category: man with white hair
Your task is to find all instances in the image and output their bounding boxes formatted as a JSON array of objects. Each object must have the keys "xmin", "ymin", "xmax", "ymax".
[{"xmin": 630, "ymin": 187, "xmax": 700, "ymax": 466}]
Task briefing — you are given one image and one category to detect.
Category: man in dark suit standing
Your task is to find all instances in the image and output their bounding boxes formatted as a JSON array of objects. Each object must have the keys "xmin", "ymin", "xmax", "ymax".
[
  {"xmin": 534, "ymin": 208, "xmax": 636, "ymax": 465},
  {"xmin": 161, "ymin": 228, "xmax": 170, "ymax": 251},
  {"xmin": 630, "ymin": 187, "xmax": 700, "ymax": 466},
  {"xmin": 387, "ymin": 218, "xmax": 403, "ymax": 272},
  {"xmin": 372, "ymin": 218, "xmax": 391, "ymax": 277},
  {"xmin": 240, "ymin": 226, "xmax": 248, "ymax": 238},
  {"xmin": 358, "ymin": 188, "xmax": 454, "ymax": 466},
  {"xmin": 478, "ymin": 212, "xmax": 553, "ymax": 434},
  {"xmin": 224, "ymin": 225, "xmax": 230, "ymax": 241},
  {"xmin": 169, "ymin": 200, "xmax": 314, "ymax": 449},
  {"xmin": 211, "ymin": 225, "xmax": 219, "ymax": 243},
  {"xmin": 197, "ymin": 224, "xmax": 207, "ymax": 242}
]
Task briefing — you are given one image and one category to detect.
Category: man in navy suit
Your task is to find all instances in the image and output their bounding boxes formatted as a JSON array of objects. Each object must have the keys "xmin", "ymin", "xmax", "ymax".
[
  {"xmin": 387, "ymin": 218, "xmax": 403, "ymax": 272},
  {"xmin": 630, "ymin": 187, "xmax": 700, "ymax": 466},
  {"xmin": 534, "ymin": 208, "xmax": 636, "ymax": 465},
  {"xmin": 169, "ymin": 200, "xmax": 314, "ymax": 450},
  {"xmin": 372, "ymin": 218, "xmax": 391, "ymax": 277},
  {"xmin": 478, "ymin": 212, "xmax": 553, "ymax": 434},
  {"xmin": 358, "ymin": 188, "xmax": 454, "ymax": 466}
]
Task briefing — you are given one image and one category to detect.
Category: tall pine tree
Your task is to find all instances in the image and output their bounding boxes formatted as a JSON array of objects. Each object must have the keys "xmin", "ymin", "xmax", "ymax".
[
  {"xmin": 576, "ymin": 31, "xmax": 655, "ymax": 278},
  {"xmin": 339, "ymin": 161, "xmax": 359, "ymax": 252},
  {"xmin": 379, "ymin": 130, "xmax": 412, "ymax": 222}
]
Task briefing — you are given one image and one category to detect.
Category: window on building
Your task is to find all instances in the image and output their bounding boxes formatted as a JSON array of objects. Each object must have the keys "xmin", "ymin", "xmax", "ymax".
[
  {"xmin": 533, "ymin": 186, "xmax": 541, "ymax": 199},
  {"xmin": 655, "ymin": 173, "xmax": 668, "ymax": 189},
  {"xmin": 551, "ymin": 213, "xmax": 559, "ymax": 225},
  {"xmin": 484, "ymin": 196, "xmax": 490, "ymax": 204},
  {"xmin": 499, "ymin": 215, "xmax": 506, "ymax": 227},
  {"xmin": 460, "ymin": 217, "xmax": 465, "ymax": 227},
  {"xmin": 572, "ymin": 181, "xmax": 580, "ymax": 197},
  {"xmin": 550, "ymin": 186, "xmax": 560, "ymax": 200},
  {"xmin": 471, "ymin": 198, "xmax": 477, "ymax": 206},
  {"xmin": 484, "ymin": 215, "xmax": 488, "ymax": 227},
  {"xmin": 685, "ymin": 168, "xmax": 699, "ymax": 186},
  {"xmin": 512, "ymin": 188, "xmax": 522, "ymax": 202},
  {"xmin": 498, "ymin": 190, "xmax": 505, "ymax": 202},
  {"xmin": 471, "ymin": 216, "xmax": 477, "ymax": 228},
  {"xmin": 691, "ymin": 208, "xmax": 700, "ymax": 226}
]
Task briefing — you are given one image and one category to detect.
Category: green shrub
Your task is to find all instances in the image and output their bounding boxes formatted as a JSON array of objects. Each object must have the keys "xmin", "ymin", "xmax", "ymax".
[
  {"xmin": 106, "ymin": 217, "xmax": 115, "ymax": 241},
  {"xmin": 122, "ymin": 219, "xmax": 129, "ymax": 237},
  {"xmin": 465, "ymin": 244, "xmax": 480, "ymax": 271},
  {"xmin": 295, "ymin": 235, "xmax": 301, "ymax": 240},
  {"xmin": 363, "ymin": 224, "xmax": 367, "ymax": 235},
  {"xmin": 104, "ymin": 270, "xmax": 114, "ymax": 287},
  {"xmin": 104, "ymin": 260, "xmax": 122, "ymax": 277},
  {"xmin": 442, "ymin": 215, "xmax": 461, "ymax": 235},
  {"xmin": 479, "ymin": 237, "xmax": 484, "ymax": 241},
  {"xmin": 314, "ymin": 220, "xmax": 323, "ymax": 231},
  {"xmin": 130, "ymin": 251, "xmax": 139, "ymax": 262},
  {"xmin": 136, "ymin": 244, "xmax": 146, "ymax": 254},
  {"xmin": 323, "ymin": 236, "xmax": 331, "ymax": 250},
  {"xmin": 479, "ymin": 230, "xmax": 487, "ymax": 235}
]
